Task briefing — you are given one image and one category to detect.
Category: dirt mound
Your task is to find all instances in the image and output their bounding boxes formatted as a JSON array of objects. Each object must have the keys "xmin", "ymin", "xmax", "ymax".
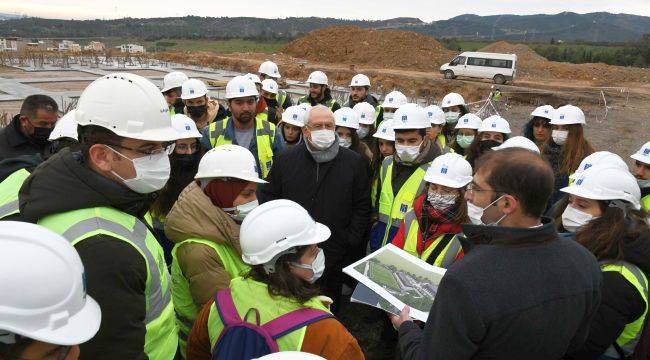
[{"xmin": 281, "ymin": 25, "xmax": 456, "ymax": 72}]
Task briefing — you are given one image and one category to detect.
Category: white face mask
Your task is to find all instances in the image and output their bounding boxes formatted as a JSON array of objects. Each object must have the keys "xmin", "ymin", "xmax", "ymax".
[
  {"xmin": 561, "ymin": 205, "xmax": 596, "ymax": 232},
  {"xmin": 107, "ymin": 146, "xmax": 171, "ymax": 194},
  {"xmin": 395, "ymin": 141, "xmax": 423, "ymax": 163},
  {"xmin": 445, "ymin": 111, "xmax": 460, "ymax": 124},
  {"xmin": 357, "ymin": 127, "xmax": 370, "ymax": 139},
  {"xmin": 339, "ymin": 137, "xmax": 352, "ymax": 148},
  {"xmin": 552, "ymin": 130, "xmax": 568, "ymax": 145},
  {"xmin": 224, "ymin": 199, "xmax": 259, "ymax": 222},
  {"xmin": 383, "ymin": 112, "xmax": 394, "ymax": 120},
  {"xmin": 467, "ymin": 195, "xmax": 506, "ymax": 226},
  {"xmin": 309, "ymin": 129, "xmax": 336, "ymax": 150},
  {"xmin": 291, "ymin": 248, "xmax": 325, "ymax": 283}
]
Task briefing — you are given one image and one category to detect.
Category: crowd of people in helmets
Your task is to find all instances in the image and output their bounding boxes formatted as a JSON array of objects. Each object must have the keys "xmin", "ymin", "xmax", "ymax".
[{"xmin": 0, "ymin": 58, "xmax": 647, "ymax": 360}]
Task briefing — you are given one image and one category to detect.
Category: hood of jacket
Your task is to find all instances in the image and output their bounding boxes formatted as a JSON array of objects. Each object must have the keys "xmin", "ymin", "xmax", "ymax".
[
  {"xmin": 19, "ymin": 148, "xmax": 154, "ymax": 223},
  {"xmin": 164, "ymin": 181, "xmax": 241, "ymax": 253},
  {"xmin": 620, "ymin": 229, "xmax": 650, "ymax": 274}
]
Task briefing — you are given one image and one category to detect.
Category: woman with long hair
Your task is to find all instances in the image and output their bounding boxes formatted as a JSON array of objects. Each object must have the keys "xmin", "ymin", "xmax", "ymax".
[
  {"xmin": 523, "ymin": 105, "xmax": 554, "ymax": 153},
  {"xmin": 560, "ymin": 166, "xmax": 649, "ymax": 360},
  {"xmin": 333, "ymin": 107, "xmax": 372, "ymax": 164},
  {"xmin": 465, "ymin": 115, "xmax": 511, "ymax": 168},
  {"xmin": 544, "ymin": 104, "xmax": 594, "ymax": 207},
  {"xmin": 449, "ymin": 113, "xmax": 482, "ymax": 157},
  {"xmin": 391, "ymin": 153, "xmax": 472, "ymax": 267},
  {"xmin": 440, "ymin": 92, "xmax": 469, "ymax": 144}
]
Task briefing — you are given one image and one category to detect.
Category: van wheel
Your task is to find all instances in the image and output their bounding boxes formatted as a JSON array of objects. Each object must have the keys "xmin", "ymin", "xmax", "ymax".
[
  {"xmin": 493, "ymin": 75, "xmax": 506, "ymax": 85},
  {"xmin": 444, "ymin": 70, "xmax": 455, "ymax": 80}
]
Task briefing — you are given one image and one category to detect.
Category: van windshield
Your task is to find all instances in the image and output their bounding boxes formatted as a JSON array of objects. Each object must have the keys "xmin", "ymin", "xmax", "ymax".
[{"xmin": 450, "ymin": 56, "xmax": 466, "ymax": 66}]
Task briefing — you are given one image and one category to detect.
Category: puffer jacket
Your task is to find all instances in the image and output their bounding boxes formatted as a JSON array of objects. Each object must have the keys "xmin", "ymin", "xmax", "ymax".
[{"xmin": 164, "ymin": 181, "xmax": 242, "ymax": 307}]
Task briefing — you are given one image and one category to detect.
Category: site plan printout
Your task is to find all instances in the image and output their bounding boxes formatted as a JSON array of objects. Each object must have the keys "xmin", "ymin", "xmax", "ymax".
[{"xmin": 343, "ymin": 244, "xmax": 447, "ymax": 322}]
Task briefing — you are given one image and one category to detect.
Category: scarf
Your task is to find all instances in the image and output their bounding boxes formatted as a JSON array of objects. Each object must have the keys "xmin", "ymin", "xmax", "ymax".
[
  {"xmin": 305, "ymin": 134, "xmax": 340, "ymax": 163},
  {"xmin": 418, "ymin": 202, "xmax": 462, "ymax": 254}
]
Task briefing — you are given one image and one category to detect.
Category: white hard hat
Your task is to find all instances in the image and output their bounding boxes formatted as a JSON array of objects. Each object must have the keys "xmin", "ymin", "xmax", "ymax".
[
  {"xmin": 258, "ymin": 61, "xmax": 281, "ymax": 78},
  {"xmin": 561, "ymin": 166, "xmax": 641, "ymax": 210},
  {"xmin": 334, "ymin": 107, "xmax": 360, "ymax": 130},
  {"xmin": 49, "ymin": 109, "xmax": 77, "ymax": 141},
  {"xmin": 631, "ymin": 141, "xmax": 650, "ymax": 165},
  {"xmin": 281, "ymin": 106, "xmax": 306, "ymax": 128},
  {"xmin": 0, "ymin": 222, "xmax": 101, "ymax": 345},
  {"xmin": 161, "ymin": 71, "xmax": 189, "ymax": 93},
  {"xmin": 350, "ymin": 74, "xmax": 371, "ymax": 87},
  {"xmin": 170, "ymin": 114, "xmax": 202, "ymax": 139},
  {"xmin": 391, "ymin": 103, "xmax": 430, "ymax": 130},
  {"xmin": 570, "ymin": 151, "xmax": 628, "ymax": 180},
  {"xmin": 531, "ymin": 105, "xmax": 555, "ymax": 120},
  {"xmin": 195, "ymin": 144, "xmax": 266, "ymax": 183},
  {"xmin": 478, "ymin": 115, "xmax": 511, "ymax": 134},
  {"xmin": 424, "ymin": 105, "xmax": 445, "ymax": 125},
  {"xmin": 441, "ymin": 92, "xmax": 466, "ymax": 108},
  {"xmin": 373, "ymin": 119, "xmax": 395, "ymax": 141},
  {"xmin": 353, "ymin": 102, "xmax": 376, "ymax": 125},
  {"xmin": 225, "ymin": 76, "xmax": 259, "ymax": 100},
  {"xmin": 381, "ymin": 91, "xmax": 407, "ymax": 109},
  {"xmin": 240, "ymin": 199, "xmax": 331, "ymax": 266},
  {"xmin": 181, "ymin": 78, "xmax": 208, "ymax": 100},
  {"xmin": 297, "ymin": 102, "xmax": 312, "ymax": 113},
  {"xmin": 455, "ymin": 113, "xmax": 482, "ymax": 130},
  {"xmin": 76, "ymin": 73, "xmax": 179, "ymax": 142},
  {"xmin": 307, "ymin": 71, "xmax": 328, "ymax": 85},
  {"xmin": 261, "ymin": 79, "xmax": 278, "ymax": 95},
  {"xmin": 492, "ymin": 136, "xmax": 540, "ymax": 154},
  {"xmin": 254, "ymin": 351, "xmax": 325, "ymax": 360},
  {"xmin": 550, "ymin": 104, "xmax": 586, "ymax": 125},
  {"xmin": 245, "ymin": 73, "xmax": 262, "ymax": 85},
  {"xmin": 424, "ymin": 153, "xmax": 473, "ymax": 188}
]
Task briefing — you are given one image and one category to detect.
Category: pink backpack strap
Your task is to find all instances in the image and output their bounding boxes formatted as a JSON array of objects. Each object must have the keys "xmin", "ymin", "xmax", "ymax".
[
  {"xmin": 262, "ymin": 308, "xmax": 333, "ymax": 340},
  {"xmin": 214, "ymin": 289, "xmax": 242, "ymax": 326}
]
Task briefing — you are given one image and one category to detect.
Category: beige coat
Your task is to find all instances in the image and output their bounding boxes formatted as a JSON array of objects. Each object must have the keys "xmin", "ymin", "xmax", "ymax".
[{"xmin": 184, "ymin": 97, "xmax": 221, "ymax": 130}]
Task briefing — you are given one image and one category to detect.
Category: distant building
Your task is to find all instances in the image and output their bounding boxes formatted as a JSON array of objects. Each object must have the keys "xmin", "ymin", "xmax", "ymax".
[
  {"xmin": 58, "ymin": 40, "xmax": 81, "ymax": 53},
  {"xmin": 83, "ymin": 41, "xmax": 105, "ymax": 52},
  {"xmin": 117, "ymin": 44, "xmax": 145, "ymax": 54}
]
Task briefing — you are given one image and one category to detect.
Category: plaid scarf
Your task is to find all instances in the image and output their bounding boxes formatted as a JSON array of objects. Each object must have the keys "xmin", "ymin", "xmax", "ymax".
[{"xmin": 418, "ymin": 202, "xmax": 462, "ymax": 254}]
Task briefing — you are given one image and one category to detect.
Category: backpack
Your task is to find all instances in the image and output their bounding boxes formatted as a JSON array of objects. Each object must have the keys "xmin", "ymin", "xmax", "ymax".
[{"xmin": 211, "ymin": 288, "xmax": 333, "ymax": 360}]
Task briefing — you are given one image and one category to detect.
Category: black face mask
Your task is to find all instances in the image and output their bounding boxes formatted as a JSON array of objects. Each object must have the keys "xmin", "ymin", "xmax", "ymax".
[
  {"xmin": 479, "ymin": 139, "xmax": 502, "ymax": 153},
  {"xmin": 187, "ymin": 104, "xmax": 207, "ymax": 118},
  {"xmin": 171, "ymin": 153, "xmax": 197, "ymax": 169},
  {"xmin": 31, "ymin": 126, "xmax": 54, "ymax": 145},
  {"xmin": 264, "ymin": 97, "xmax": 278, "ymax": 108}
]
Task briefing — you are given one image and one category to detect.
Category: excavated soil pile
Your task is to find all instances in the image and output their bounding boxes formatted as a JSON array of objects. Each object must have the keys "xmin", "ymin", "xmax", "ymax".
[
  {"xmin": 281, "ymin": 25, "xmax": 456, "ymax": 72},
  {"xmin": 480, "ymin": 41, "xmax": 650, "ymax": 84}
]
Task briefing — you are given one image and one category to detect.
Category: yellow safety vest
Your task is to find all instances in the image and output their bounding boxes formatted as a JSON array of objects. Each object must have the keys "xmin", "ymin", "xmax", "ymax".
[
  {"xmin": 602, "ymin": 261, "xmax": 648, "ymax": 358},
  {"xmin": 38, "ymin": 206, "xmax": 178, "ymax": 360},
  {"xmin": 0, "ymin": 168, "xmax": 30, "ymax": 219},
  {"xmin": 378, "ymin": 156, "xmax": 430, "ymax": 246},
  {"xmin": 401, "ymin": 208, "xmax": 462, "ymax": 268},
  {"xmin": 297, "ymin": 96, "xmax": 337, "ymax": 110},
  {"xmin": 207, "ymin": 277, "xmax": 331, "ymax": 352},
  {"xmin": 171, "ymin": 238, "xmax": 250, "ymax": 358},
  {"xmin": 277, "ymin": 90, "xmax": 288, "ymax": 109},
  {"xmin": 206, "ymin": 116, "xmax": 276, "ymax": 178},
  {"xmin": 642, "ymin": 194, "xmax": 649, "ymax": 213}
]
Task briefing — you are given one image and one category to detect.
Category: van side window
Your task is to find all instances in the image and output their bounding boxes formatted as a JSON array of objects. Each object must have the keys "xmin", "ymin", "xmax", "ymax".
[
  {"xmin": 487, "ymin": 59, "xmax": 513, "ymax": 69},
  {"xmin": 451, "ymin": 56, "xmax": 466, "ymax": 66},
  {"xmin": 467, "ymin": 57, "xmax": 487, "ymax": 66}
]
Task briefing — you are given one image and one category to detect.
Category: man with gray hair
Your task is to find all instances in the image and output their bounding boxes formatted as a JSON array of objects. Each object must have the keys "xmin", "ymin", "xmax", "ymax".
[{"xmin": 260, "ymin": 105, "xmax": 371, "ymax": 313}]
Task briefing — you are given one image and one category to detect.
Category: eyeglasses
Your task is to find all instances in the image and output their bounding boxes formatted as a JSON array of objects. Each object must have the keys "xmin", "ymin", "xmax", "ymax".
[
  {"xmin": 104, "ymin": 142, "xmax": 175, "ymax": 156},
  {"xmin": 466, "ymin": 182, "xmax": 503, "ymax": 194},
  {"xmin": 307, "ymin": 123, "xmax": 335, "ymax": 131}
]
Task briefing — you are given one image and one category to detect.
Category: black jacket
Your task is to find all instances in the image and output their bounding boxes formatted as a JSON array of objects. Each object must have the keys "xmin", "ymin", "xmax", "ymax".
[
  {"xmin": 397, "ymin": 218, "xmax": 602, "ymax": 360},
  {"xmin": 566, "ymin": 230, "xmax": 650, "ymax": 359},
  {"xmin": 544, "ymin": 141, "xmax": 569, "ymax": 207},
  {"xmin": 0, "ymin": 115, "xmax": 49, "ymax": 162},
  {"xmin": 19, "ymin": 149, "xmax": 155, "ymax": 360},
  {"xmin": 259, "ymin": 142, "xmax": 371, "ymax": 263}
]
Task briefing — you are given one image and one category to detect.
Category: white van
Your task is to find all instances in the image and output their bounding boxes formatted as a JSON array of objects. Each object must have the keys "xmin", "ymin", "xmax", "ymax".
[{"xmin": 439, "ymin": 52, "xmax": 517, "ymax": 85}]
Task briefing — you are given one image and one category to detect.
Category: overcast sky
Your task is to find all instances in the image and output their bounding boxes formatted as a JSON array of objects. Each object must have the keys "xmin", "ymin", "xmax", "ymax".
[{"xmin": 0, "ymin": 0, "xmax": 649, "ymax": 21}]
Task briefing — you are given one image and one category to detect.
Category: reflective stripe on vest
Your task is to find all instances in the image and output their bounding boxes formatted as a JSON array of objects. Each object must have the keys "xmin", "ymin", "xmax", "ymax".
[
  {"xmin": 602, "ymin": 261, "xmax": 649, "ymax": 357},
  {"xmin": 207, "ymin": 116, "xmax": 276, "ymax": 178},
  {"xmin": 402, "ymin": 209, "xmax": 461, "ymax": 268},
  {"xmin": 171, "ymin": 238, "xmax": 250, "ymax": 357},
  {"xmin": 38, "ymin": 207, "xmax": 178, "ymax": 360},
  {"xmin": 277, "ymin": 90, "xmax": 287, "ymax": 109},
  {"xmin": 378, "ymin": 157, "xmax": 429, "ymax": 246},
  {"xmin": 374, "ymin": 105, "xmax": 381, "ymax": 127},
  {"xmin": 0, "ymin": 168, "xmax": 30, "ymax": 219},
  {"xmin": 642, "ymin": 195, "xmax": 650, "ymax": 213},
  {"xmin": 297, "ymin": 96, "xmax": 336, "ymax": 110},
  {"xmin": 207, "ymin": 277, "xmax": 330, "ymax": 353}
]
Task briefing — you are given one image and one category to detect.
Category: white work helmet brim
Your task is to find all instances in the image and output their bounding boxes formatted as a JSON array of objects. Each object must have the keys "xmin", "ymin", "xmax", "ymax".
[
  {"xmin": 424, "ymin": 173, "xmax": 472, "ymax": 188},
  {"xmin": 560, "ymin": 184, "xmax": 640, "ymax": 210},
  {"xmin": 631, "ymin": 153, "xmax": 649, "ymax": 165},
  {"xmin": 196, "ymin": 172, "xmax": 268, "ymax": 184},
  {"xmin": 242, "ymin": 222, "xmax": 331, "ymax": 265}
]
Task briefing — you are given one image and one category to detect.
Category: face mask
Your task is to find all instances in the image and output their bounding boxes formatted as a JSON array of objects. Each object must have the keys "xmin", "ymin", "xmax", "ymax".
[
  {"xmin": 228, "ymin": 199, "xmax": 259, "ymax": 222},
  {"xmin": 456, "ymin": 134, "xmax": 475, "ymax": 149},
  {"xmin": 107, "ymin": 146, "xmax": 171, "ymax": 194},
  {"xmin": 427, "ymin": 191, "xmax": 457, "ymax": 210},
  {"xmin": 187, "ymin": 104, "xmax": 207, "ymax": 118},
  {"xmin": 171, "ymin": 153, "xmax": 196, "ymax": 169},
  {"xmin": 561, "ymin": 205, "xmax": 596, "ymax": 232},
  {"xmin": 383, "ymin": 112, "xmax": 394, "ymax": 120},
  {"xmin": 479, "ymin": 139, "xmax": 501, "ymax": 153},
  {"xmin": 638, "ymin": 179, "xmax": 650, "ymax": 189},
  {"xmin": 467, "ymin": 195, "xmax": 506, "ymax": 226},
  {"xmin": 552, "ymin": 130, "xmax": 568, "ymax": 145},
  {"xmin": 339, "ymin": 137, "xmax": 352, "ymax": 148},
  {"xmin": 445, "ymin": 112, "xmax": 460, "ymax": 124},
  {"xmin": 30, "ymin": 125, "xmax": 53, "ymax": 144},
  {"xmin": 395, "ymin": 141, "xmax": 423, "ymax": 163},
  {"xmin": 309, "ymin": 129, "xmax": 336, "ymax": 150},
  {"xmin": 264, "ymin": 97, "xmax": 278, "ymax": 108},
  {"xmin": 357, "ymin": 127, "xmax": 370, "ymax": 139},
  {"xmin": 291, "ymin": 248, "xmax": 325, "ymax": 283}
]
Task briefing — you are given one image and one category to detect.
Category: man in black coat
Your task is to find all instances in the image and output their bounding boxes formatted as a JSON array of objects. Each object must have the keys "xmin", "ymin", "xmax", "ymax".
[
  {"xmin": 0, "ymin": 94, "xmax": 59, "ymax": 161},
  {"xmin": 259, "ymin": 105, "xmax": 371, "ymax": 313},
  {"xmin": 391, "ymin": 148, "xmax": 602, "ymax": 360}
]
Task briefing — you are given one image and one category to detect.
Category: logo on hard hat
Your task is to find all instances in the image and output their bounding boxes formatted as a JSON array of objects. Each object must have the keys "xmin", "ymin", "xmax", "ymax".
[
  {"xmin": 342, "ymin": 116, "xmax": 347, "ymax": 122},
  {"xmin": 560, "ymin": 115, "xmax": 565, "ymax": 119},
  {"xmin": 239, "ymin": 87, "xmax": 245, "ymax": 93},
  {"xmin": 576, "ymin": 178, "xmax": 584, "ymax": 185},
  {"xmin": 292, "ymin": 114, "xmax": 298, "ymax": 120},
  {"xmin": 491, "ymin": 122, "xmax": 497, "ymax": 128},
  {"xmin": 401, "ymin": 115, "xmax": 408, "ymax": 123},
  {"xmin": 382, "ymin": 128, "xmax": 387, "ymax": 133},
  {"xmin": 388, "ymin": 98, "xmax": 394, "ymax": 103},
  {"xmin": 361, "ymin": 113, "xmax": 366, "ymax": 118},
  {"xmin": 584, "ymin": 163, "xmax": 592, "ymax": 170},
  {"xmin": 354, "ymin": 80, "xmax": 359, "ymax": 84},
  {"xmin": 428, "ymin": 112, "xmax": 433, "ymax": 117},
  {"xmin": 644, "ymin": 148, "xmax": 650, "ymax": 155},
  {"xmin": 446, "ymin": 100, "xmax": 451, "ymax": 104},
  {"xmin": 441, "ymin": 166, "xmax": 448, "ymax": 174},
  {"xmin": 189, "ymin": 88, "xmax": 195, "ymax": 94},
  {"xmin": 544, "ymin": 110, "xmax": 549, "ymax": 113},
  {"xmin": 185, "ymin": 125, "xmax": 191, "ymax": 131},
  {"xmin": 464, "ymin": 119, "xmax": 468, "ymax": 123}
]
